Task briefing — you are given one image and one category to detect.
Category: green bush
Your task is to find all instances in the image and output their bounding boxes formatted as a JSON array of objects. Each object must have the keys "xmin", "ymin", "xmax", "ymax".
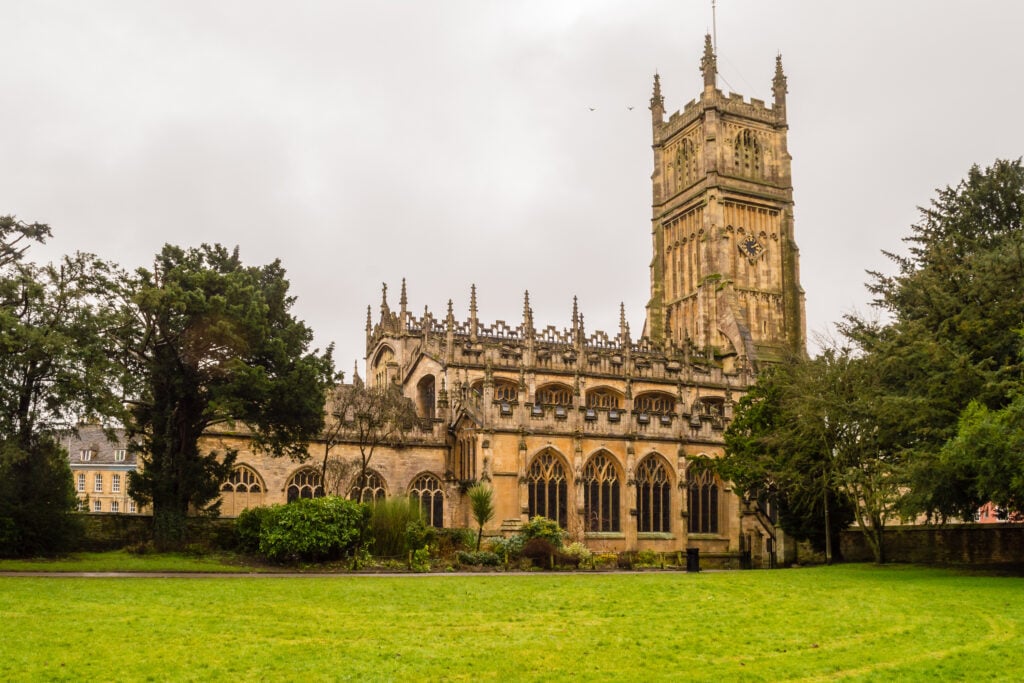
[
  {"xmin": 456, "ymin": 550, "xmax": 501, "ymax": 567},
  {"xmin": 433, "ymin": 527, "xmax": 475, "ymax": 557},
  {"xmin": 368, "ymin": 496, "xmax": 423, "ymax": 559},
  {"xmin": 404, "ymin": 517, "xmax": 435, "ymax": 553},
  {"xmin": 411, "ymin": 546, "xmax": 431, "ymax": 572},
  {"xmin": 488, "ymin": 534, "xmax": 525, "ymax": 561},
  {"xmin": 258, "ymin": 497, "xmax": 369, "ymax": 563},
  {"xmin": 521, "ymin": 537, "xmax": 558, "ymax": 568},
  {"xmin": 235, "ymin": 505, "xmax": 274, "ymax": 553},
  {"xmin": 519, "ymin": 516, "xmax": 566, "ymax": 549},
  {"xmin": 562, "ymin": 542, "xmax": 592, "ymax": 564},
  {"xmin": 635, "ymin": 549, "xmax": 659, "ymax": 567}
]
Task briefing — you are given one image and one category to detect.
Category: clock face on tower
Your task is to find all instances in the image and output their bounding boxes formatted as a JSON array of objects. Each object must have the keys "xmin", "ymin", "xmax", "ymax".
[{"xmin": 738, "ymin": 235, "xmax": 764, "ymax": 261}]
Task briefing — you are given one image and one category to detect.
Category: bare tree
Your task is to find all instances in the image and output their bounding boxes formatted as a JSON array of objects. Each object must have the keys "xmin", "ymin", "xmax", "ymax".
[{"xmin": 322, "ymin": 376, "xmax": 418, "ymax": 499}]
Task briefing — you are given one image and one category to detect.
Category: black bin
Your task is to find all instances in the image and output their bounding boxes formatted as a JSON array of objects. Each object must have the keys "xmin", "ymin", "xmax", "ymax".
[{"xmin": 685, "ymin": 547, "xmax": 700, "ymax": 573}]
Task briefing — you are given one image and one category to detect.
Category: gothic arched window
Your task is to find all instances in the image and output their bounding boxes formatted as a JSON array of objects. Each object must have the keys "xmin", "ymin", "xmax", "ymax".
[
  {"xmin": 636, "ymin": 455, "xmax": 671, "ymax": 533},
  {"xmin": 220, "ymin": 464, "xmax": 265, "ymax": 516},
  {"xmin": 688, "ymin": 466, "xmax": 720, "ymax": 534},
  {"xmin": 454, "ymin": 434, "xmax": 476, "ymax": 481},
  {"xmin": 675, "ymin": 137, "xmax": 699, "ymax": 188},
  {"xmin": 349, "ymin": 469, "xmax": 387, "ymax": 504},
  {"xmin": 286, "ymin": 468, "xmax": 324, "ymax": 503},
  {"xmin": 417, "ymin": 375, "xmax": 436, "ymax": 419},
  {"xmin": 733, "ymin": 129, "xmax": 763, "ymax": 179},
  {"xmin": 494, "ymin": 379, "xmax": 518, "ymax": 403},
  {"xmin": 527, "ymin": 450, "xmax": 569, "ymax": 528},
  {"xmin": 372, "ymin": 346, "xmax": 395, "ymax": 389},
  {"xmin": 536, "ymin": 383, "xmax": 573, "ymax": 406},
  {"xmin": 586, "ymin": 387, "xmax": 623, "ymax": 409},
  {"xmin": 583, "ymin": 452, "xmax": 620, "ymax": 532},
  {"xmin": 634, "ymin": 392, "xmax": 675, "ymax": 414},
  {"xmin": 409, "ymin": 472, "xmax": 444, "ymax": 528}
]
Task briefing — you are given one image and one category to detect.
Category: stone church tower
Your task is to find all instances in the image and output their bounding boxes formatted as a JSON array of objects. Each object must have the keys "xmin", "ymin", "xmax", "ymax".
[{"xmin": 645, "ymin": 35, "xmax": 805, "ymax": 369}]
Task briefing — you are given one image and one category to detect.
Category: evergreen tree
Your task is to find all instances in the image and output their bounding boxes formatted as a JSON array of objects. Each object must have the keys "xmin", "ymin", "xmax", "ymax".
[
  {"xmin": 848, "ymin": 159, "xmax": 1024, "ymax": 520},
  {"xmin": 0, "ymin": 217, "xmax": 121, "ymax": 556},
  {"xmin": 118, "ymin": 244, "xmax": 334, "ymax": 548}
]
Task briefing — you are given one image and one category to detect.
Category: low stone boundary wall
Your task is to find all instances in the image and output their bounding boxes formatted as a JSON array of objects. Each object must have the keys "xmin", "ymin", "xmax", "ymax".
[
  {"xmin": 841, "ymin": 524, "xmax": 1024, "ymax": 566},
  {"xmin": 74, "ymin": 514, "xmax": 236, "ymax": 551}
]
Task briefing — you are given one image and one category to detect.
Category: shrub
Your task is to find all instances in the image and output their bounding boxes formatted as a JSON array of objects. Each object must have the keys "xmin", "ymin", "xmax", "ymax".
[
  {"xmin": 488, "ymin": 535, "xmax": 525, "ymax": 561},
  {"xmin": 562, "ymin": 542, "xmax": 592, "ymax": 565},
  {"xmin": 235, "ymin": 505, "xmax": 274, "ymax": 553},
  {"xmin": 404, "ymin": 517, "xmax": 435, "ymax": 554},
  {"xmin": 258, "ymin": 497, "xmax": 369, "ymax": 563},
  {"xmin": 456, "ymin": 550, "xmax": 501, "ymax": 567},
  {"xmin": 635, "ymin": 549, "xmax": 659, "ymax": 567},
  {"xmin": 368, "ymin": 496, "xmax": 423, "ymax": 559},
  {"xmin": 521, "ymin": 537, "xmax": 558, "ymax": 568},
  {"xmin": 411, "ymin": 546, "xmax": 432, "ymax": 572},
  {"xmin": 519, "ymin": 516, "xmax": 566, "ymax": 549},
  {"xmin": 433, "ymin": 527, "xmax": 475, "ymax": 557}
]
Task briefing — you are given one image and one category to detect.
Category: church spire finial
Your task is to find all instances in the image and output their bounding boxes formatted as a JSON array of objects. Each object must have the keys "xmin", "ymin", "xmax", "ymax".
[
  {"xmin": 772, "ymin": 52, "xmax": 788, "ymax": 109},
  {"xmin": 399, "ymin": 278, "xmax": 408, "ymax": 308},
  {"xmin": 650, "ymin": 72, "xmax": 664, "ymax": 122},
  {"xmin": 380, "ymin": 281, "xmax": 390, "ymax": 318},
  {"xmin": 365, "ymin": 304, "xmax": 372, "ymax": 332},
  {"xmin": 469, "ymin": 284, "xmax": 478, "ymax": 342},
  {"xmin": 700, "ymin": 33, "xmax": 717, "ymax": 88},
  {"xmin": 619, "ymin": 302, "xmax": 631, "ymax": 345}
]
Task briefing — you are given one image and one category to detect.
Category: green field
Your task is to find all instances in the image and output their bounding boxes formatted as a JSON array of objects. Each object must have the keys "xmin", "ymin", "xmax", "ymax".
[{"xmin": 1, "ymin": 565, "xmax": 1021, "ymax": 681}]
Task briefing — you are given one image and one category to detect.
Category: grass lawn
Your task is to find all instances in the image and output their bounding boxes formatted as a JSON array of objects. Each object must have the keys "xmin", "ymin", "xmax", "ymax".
[
  {"xmin": 0, "ymin": 549, "xmax": 262, "ymax": 573},
  {"xmin": 1, "ymin": 564, "xmax": 1022, "ymax": 681}
]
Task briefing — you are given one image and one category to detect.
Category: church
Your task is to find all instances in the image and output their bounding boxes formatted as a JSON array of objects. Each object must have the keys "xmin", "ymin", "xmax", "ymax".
[{"xmin": 71, "ymin": 36, "xmax": 805, "ymax": 567}]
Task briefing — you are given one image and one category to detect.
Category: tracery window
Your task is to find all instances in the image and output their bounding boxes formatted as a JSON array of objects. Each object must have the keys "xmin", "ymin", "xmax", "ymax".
[
  {"xmin": 349, "ymin": 469, "xmax": 387, "ymax": 504},
  {"xmin": 286, "ymin": 468, "xmax": 324, "ymax": 503},
  {"xmin": 583, "ymin": 452, "xmax": 620, "ymax": 532},
  {"xmin": 409, "ymin": 473, "xmax": 444, "ymax": 528},
  {"xmin": 454, "ymin": 434, "xmax": 476, "ymax": 481},
  {"xmin": 733, "ymin": 129, "xmax": 763, "ymax": 179},
  {"xmin": 372, "ymin": 346, "xmax": 395, "ymax": 389},
  {"xmin": 688, "ymin": 466, "xmax": 720, "ymax": 534},
  {"xmin": 535, "ymin": 384, "xmax": 573, "ymax": 406},
  {"xmin": 221, "ymin": 464, "xmax": 266, "ymax": 515},
  {"xmin": 586, "ymin": 387, "xmax": 622, "ymax": 409},
  {"xmin": 634, "ymin": 392, "xmax": 675, "ymax": 414},
  {"xmin": 698, "ymin": 397, "xmax": 726, "ymax": 425},
  {"xmin": 494, "ymin": 380, "xmax": 518, "ymax": 403},
  {"xmin": 675, "ymin": 137, "xmax": 699, "ymax": 188},
  {"xmin": 527, "ymin": 450, "xmax": 568, "ymax": 528},
  {"xmin": 417, "ymin": 375, "xmax": 436, "ymax": 419},
  {"xmin": 636, "ymin": 456, "xmax": 671, "ymax": 533}
]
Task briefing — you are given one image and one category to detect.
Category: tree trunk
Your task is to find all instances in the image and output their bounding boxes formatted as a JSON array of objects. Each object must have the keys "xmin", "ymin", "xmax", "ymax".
[{"xmin": 152, "ymin": 505, "xmax": 188, "ymax": 550}]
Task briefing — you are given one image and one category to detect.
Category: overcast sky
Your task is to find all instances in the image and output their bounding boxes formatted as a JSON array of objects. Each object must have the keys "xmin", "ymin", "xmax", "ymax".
[{"xmin": 3, "ymin": 1, "xmax": 1022, "ymax": 372}]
